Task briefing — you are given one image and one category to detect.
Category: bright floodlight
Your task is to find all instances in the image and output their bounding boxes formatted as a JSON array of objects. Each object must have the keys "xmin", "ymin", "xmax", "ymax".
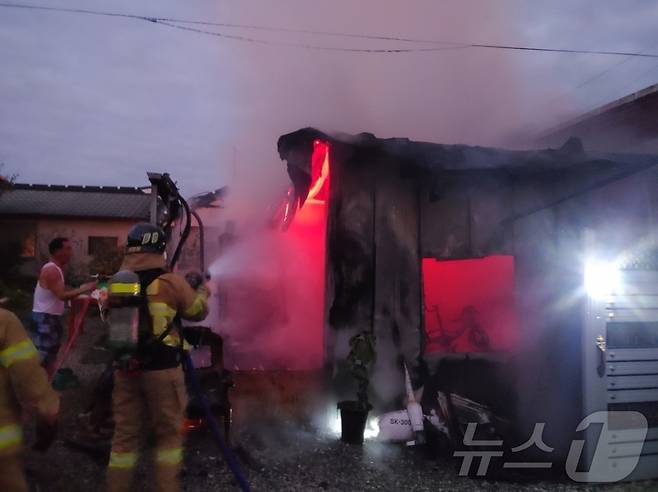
[
  {"xmin": 584, "ymin": 259, "xmax": 621, "ymax": 299},
  {"xmin": 363, "ymin": 416, "xmax": 380, "ymax": 440}
]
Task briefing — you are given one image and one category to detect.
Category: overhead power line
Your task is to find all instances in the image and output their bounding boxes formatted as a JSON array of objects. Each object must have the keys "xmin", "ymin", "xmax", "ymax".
[
  {"xmin": 156, "ymin": 21, "xmax": 467, "ymax": 53},
  {"xmin": 156, "ymin": 17, "xmax": 464, "ymax": 46},
  {"xmin": 538, "ymin": 39, "xmax": 658, "ymax": 119},
  {"xmin": 566, "ymin": 39, "xmax": 658, "ymax": 95},
  {"xmin": 0, "ymin": 2, "xmax": 152, "ymax": 21},
  {"xmin": 2, "ymin": 2, "xmax": 658, "ymax": 58}
]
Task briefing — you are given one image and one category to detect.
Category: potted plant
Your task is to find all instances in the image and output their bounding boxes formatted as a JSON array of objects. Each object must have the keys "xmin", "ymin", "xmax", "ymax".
[{"xmin": 338, "ymin": 331, "xmax": 376, "ymax": 444}]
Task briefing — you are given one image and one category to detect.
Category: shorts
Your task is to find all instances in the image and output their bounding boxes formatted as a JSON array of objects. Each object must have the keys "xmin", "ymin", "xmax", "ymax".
[{"xmin": 30, "ymin": 312, "xmax": 64, "ymax": 367}]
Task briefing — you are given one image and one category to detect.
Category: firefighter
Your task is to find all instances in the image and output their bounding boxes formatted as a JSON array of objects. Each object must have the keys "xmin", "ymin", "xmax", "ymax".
[
  {"xmin": 106, "ymin": 223, "xmax": 209, "ymax": 492},
  {"xmin": 0, "ymin": 307, "xmax": 60, "ymax": 492}
]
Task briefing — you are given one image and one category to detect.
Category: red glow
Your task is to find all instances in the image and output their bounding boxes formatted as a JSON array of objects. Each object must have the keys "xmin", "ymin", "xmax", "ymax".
[
  {"xmin": 283, "ymin": 186, "xmax": 293, "ymax": 223},
  {"xmin": 282, "ymin": 141, "xmax": 330, "ymax": 363},
  {"xmin": 308, "ymin": 140, "xmax": 330, "ymax": 202},
  {"xmin": 422, "ymin": 256, "xmax": 519, "ymax": 353},
  {"xmin": 181, "ymin": 418, "xmax": 206, "ymax": 434},
  {"xmin": 221, "ymin": 143, "xmax": 330, "ymax": 370},
  {"xmin": 274, "ymin": 141, "xmax": 330, "ymax": 367}
]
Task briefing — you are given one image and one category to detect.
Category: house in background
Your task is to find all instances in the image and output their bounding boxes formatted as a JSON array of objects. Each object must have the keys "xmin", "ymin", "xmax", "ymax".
[
  {"xmin": 0, "ymin": 183, "xmax": 151, "ymax": 278},
  {"xmin": 539, "ymin": 82, "xmax": 658, "ymax": 153}
]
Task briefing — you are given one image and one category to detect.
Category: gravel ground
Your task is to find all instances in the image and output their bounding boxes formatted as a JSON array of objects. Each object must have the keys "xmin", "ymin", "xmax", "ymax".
[{"xmin": 21, "ymin": 317, "xmax": 658, "ymax": 492}]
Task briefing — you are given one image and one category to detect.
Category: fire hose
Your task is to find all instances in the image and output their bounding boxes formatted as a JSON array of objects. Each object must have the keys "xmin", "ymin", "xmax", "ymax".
[
  {"xmin": 47, "ymin": 174, "xmax": 249, "ymax": 487},
  {"xmin": 163, "ymin": 179, "xmax": 251, "ymax": 491},
  {"xmin": 48, "ymin": 296, "xmax": 91, "ymax": 380},
  {"xmin": 183, "ymin": 352, "xmax": 251, "ymax": 492}
]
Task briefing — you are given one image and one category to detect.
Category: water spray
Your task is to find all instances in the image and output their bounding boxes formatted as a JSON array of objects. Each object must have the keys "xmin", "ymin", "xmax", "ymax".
[{"xmin": 148, "ymin": 172, "xmax": 250, "ymax": 490}]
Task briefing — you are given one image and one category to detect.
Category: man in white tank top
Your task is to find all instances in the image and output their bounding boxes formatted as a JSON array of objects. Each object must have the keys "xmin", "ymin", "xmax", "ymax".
[{"xmin": 30, "ymin": 237, "xmax": 96, "ymax": 370}]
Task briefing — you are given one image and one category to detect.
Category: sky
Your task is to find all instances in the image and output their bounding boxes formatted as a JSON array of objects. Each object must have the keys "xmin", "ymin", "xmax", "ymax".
[{"xmin": 1, "ymin": 0, "xmax": 658, "ymax": 197}]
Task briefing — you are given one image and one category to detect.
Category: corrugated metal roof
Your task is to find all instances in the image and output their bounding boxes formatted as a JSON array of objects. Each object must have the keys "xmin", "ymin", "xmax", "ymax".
[
  {"xmin": 0, "ymin": 183, "xmax": 151, "ymax": 219},
  {"xmin": 189, "ymin": 186, "xmax": 228, "ymax": 209},
  {"xmin": 538, "ymin": 83, "xmax": 658, "ymax": 150},
  {"xmin": 279, "ymin": 128, "xmax": 658, "ymax": 174}
]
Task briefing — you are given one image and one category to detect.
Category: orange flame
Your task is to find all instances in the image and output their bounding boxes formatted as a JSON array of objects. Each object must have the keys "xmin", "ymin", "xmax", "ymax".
[{"xmin": 307, "ymin": 140, "xmax": 330, "ymax": 202}]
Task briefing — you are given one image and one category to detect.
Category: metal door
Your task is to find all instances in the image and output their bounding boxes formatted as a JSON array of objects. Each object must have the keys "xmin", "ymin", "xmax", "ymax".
[{"xmin": 582, "ymin": 253, "xmax": 658, "ymax": 481}]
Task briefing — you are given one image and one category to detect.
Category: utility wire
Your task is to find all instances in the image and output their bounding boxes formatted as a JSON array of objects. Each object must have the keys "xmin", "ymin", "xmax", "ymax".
[
  {"xmin": 538, "ymin": 40, "xmax": 658, "ymax": 123},
  {"xmin": 541, "ymin": 56, "xmax": 638, "ymax": 113},
  {"xmin": 0, "ymin": 2, "xmax": 155, "ymax": 22},
  {"xmin": 570, "ymin": 57, "xmax": 636, "ymax": 93},
  {"xmin": 622, "ymin": 62, "xmax": 658, "ymax": 92},
  {"xmin": 563, "ymin": 39, "xmax": 658, "ymax": 95},
  {"xmin": 614, "ymin": 52, "xmax": 658, "ymax": 96},
  {"xmin": 0, "ymin": 2, "xmax": 466, "ymax": 53},
  {"xmin": 156, "ymin": 20, "xmax": 466, "ymax": 53},
  {"xmin": 156, "ymin": 17, "xmax": 464, "ymax": 46},
  {"xmin": 464, "ymin": 44, "xmax": 658, "ymax": 59},
  {"xmin": 2, "ymin": 2, "xmax": 658, "ymax": 58}
]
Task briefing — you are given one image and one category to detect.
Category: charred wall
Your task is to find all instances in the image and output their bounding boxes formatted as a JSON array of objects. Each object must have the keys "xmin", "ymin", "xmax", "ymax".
[
  {"xmin": 324, "ymin": 144, "xmax": 424, "ymax": 409},
  {"xmin": 279, "ymin": 129, "xmax": 658, "ymax": 443},
  {"xmin": 419, "ymin": 163, "xmax": 658, "ymax": 459}
]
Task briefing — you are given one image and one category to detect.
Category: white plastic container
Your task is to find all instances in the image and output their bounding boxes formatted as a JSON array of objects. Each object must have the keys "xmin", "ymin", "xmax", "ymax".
[{"xmin": 377, "ymin": 410, "xmax": 414, "ymax": 442}]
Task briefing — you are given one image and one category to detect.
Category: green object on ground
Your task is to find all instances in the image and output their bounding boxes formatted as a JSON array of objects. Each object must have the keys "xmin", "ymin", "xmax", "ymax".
[{"xmin": 347, "ymin": 331, "xmax": 376, "ymax": 410}]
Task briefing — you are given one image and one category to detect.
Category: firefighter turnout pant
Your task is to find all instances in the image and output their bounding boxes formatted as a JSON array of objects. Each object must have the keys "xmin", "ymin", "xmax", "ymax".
[
  {"xmin": 0, "ymin": 453, "xmax": 28, "ymax": 492},
  {"xmin": 1, "ymin": 308, "xmax": 59, "ymax": 492},
  {"xmin": 107, "ymin": 366, "xmax": 187, "ymax": 492}
]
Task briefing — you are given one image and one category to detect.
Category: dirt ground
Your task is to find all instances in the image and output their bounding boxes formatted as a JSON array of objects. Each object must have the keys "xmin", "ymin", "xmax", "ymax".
[{"xmin": 20, "ymin": 316, "xmax": 658, "ymax": 492}]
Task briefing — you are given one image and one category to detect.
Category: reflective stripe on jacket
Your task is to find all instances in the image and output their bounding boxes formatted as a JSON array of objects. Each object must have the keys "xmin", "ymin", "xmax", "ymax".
[
  {"xmin": 0, "ymin": 308, "xmax": 59, "ymax": 455},
  {"xmin": 120, "ymin": 253, "xmax": 210, "ymax": 350},
  {"xmin": 146, "ymin": 274, "xmax": 209, "ymax": 349}
]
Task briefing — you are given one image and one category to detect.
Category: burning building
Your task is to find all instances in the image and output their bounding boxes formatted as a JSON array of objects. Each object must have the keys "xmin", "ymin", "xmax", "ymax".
[{"xmin": 276, "ymin": 127, "xmax": 658, "ymax": 480}]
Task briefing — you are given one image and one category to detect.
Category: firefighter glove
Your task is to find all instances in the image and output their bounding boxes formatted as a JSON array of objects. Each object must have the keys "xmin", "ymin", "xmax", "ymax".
[{"xmin": 184, "ymin": 271, "xmax": 207, "ymax": 290}]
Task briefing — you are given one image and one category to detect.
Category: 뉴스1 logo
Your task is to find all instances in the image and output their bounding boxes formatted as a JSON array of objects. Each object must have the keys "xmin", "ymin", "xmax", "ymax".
[{"xmin": 454, "ymin": 411, "xmax": 648, "ymax": 483}]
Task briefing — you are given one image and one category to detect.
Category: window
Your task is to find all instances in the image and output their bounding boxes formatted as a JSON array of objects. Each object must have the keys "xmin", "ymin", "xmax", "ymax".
[
  {"xmin": 0, "ymin": 222, "xmax": 37, "ymax": 258},
  {"xmin": 88, "ymin": 236, "xmax": 118, "ymax": 256},
  {"xmin": 423, "ymin": 256, "xmax": 519, "ymax": 354},
  {"xmin": 21, "ymin": 232, "xmax": 36, "ymax": 258}
]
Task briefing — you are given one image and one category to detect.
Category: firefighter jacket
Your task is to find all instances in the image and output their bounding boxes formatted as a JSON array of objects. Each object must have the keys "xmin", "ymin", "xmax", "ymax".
[
  {"xmin": 119, "ymin": 253, "xmax": 209, "ymax": 370},
  {"xmin": 0, "ymin": 308, "xmax": 59, "ymax": 456}
]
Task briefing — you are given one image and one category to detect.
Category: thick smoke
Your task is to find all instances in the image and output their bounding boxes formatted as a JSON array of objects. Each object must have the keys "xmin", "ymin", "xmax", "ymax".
[
  {"xmin": 183, "ymin": 1, "xmax": 658, "ymax": 440},
  {"xmin": 220, "ymin": 0, "xmax": 534, "ymax": 198},
  {"xmin": 5, "ymin": 1, "xmax": 658, "ymax": 190},
  {"xmin": 202, "ymin": 0, "xmax": 533, "ymax": 373},
  {"xmin": 206, "ymin": 188, "xmax": 326, "ymax": 371}
]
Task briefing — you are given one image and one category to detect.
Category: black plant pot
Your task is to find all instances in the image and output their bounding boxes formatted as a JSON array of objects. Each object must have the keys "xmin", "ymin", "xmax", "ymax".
[{"xmin": 337, "ymin": 400, "xmax": 371, "ymax": 445}]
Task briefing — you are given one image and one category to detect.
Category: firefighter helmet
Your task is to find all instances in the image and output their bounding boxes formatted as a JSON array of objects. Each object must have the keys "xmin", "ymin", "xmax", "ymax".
[{"xmin": 126, "ymin": 223, "xmax": 166, "ymax": 254}]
